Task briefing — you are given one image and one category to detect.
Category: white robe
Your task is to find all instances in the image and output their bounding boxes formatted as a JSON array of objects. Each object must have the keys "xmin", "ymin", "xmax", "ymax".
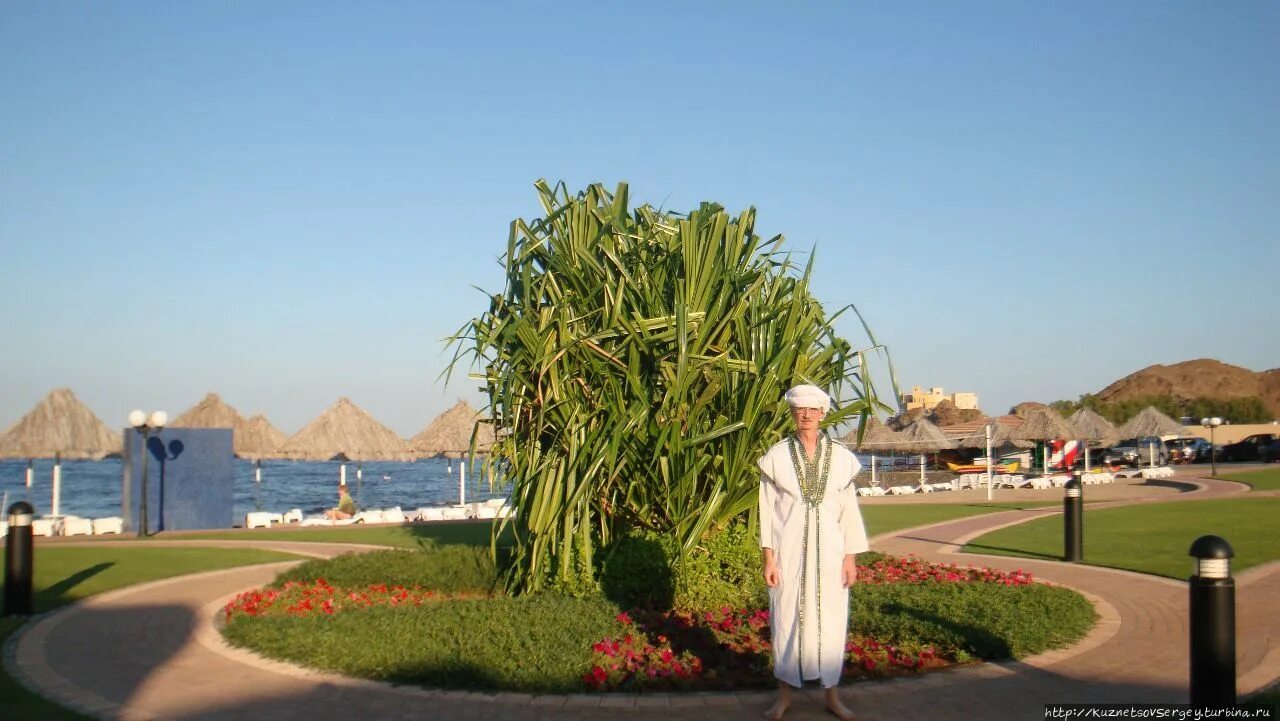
[{"xmin": 758, "ymin": 436, "xmax": 868, "ymax": 688}]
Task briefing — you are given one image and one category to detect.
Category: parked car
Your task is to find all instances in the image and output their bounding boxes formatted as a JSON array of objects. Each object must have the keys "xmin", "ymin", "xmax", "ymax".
[
  {"xmin": 1103, "ymin": 436, "xmax": 1170, "ymax": 467},
  {"xmin": 1165, "ymin": 437, "xmax": 1213, "ymax": 464},
  {"xmin": 1260, "ymin": 438, "xmax": 1280, "ymax": 463},
  {"xmin": 1219, "ymin": 433, "xmax": 1278, "ymax": 462}
]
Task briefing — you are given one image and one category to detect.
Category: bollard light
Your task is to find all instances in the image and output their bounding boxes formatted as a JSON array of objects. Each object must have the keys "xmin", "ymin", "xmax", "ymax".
[
  {"xmin": 1062, "ymin": 478, "xmax": 1083, "ymax": 563},
  {"xmin": 4, "ymin": 500, "xmax": 36, "ymax": 616},
  {"xmin": 1188, "ymin": 534, "xmax": 1235, "ymax": 706},
  {"xmin": 130, "ymin": 410, "xmax": 167, "ymax": 537}
]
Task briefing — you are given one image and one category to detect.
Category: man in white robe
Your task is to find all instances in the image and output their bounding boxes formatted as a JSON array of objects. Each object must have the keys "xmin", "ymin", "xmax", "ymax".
[{"xmin": 759, "ymin": 384, "xmax": 868, "ymax": 721}]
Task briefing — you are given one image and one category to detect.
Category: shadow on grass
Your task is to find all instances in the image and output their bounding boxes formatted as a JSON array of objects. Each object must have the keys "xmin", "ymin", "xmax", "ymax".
[
  {"xmin": 36, "ymin": 562, "xmax": 114, "ymax": 608},
  {"xmin": 880, "ymin": 603, "xmax": 1013, "ymax": 659}
]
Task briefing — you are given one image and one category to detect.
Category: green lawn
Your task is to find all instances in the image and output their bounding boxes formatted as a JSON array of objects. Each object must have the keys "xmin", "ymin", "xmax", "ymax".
[
  {"xmin": 163, "ymin": 520, "xmax": 502, "ymax": 548},
  {"xmin": 962, "ymin": 497, "xmax": 1280, "ymax": 578},
  {"xmin": 862, "ymin": 501, "xmax": 1059, "ymax": 538},
  {"xmin": 147, "ymin": 504, "xmax": 1057, "ymax": 549},
  {"xmin": 0, "ymin": 546, "xmax": 302, "ymax": 721},
  {"xmin": 1216, "ymin": 467, "xmax": 1280, "ymax": 492}
]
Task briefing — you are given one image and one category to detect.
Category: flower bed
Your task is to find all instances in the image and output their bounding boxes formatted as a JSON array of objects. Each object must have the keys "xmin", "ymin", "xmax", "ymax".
[
  {"xmin": 579, "ymin": 556, "xmax": 1034, "ymax": 690},
  {"xmin": 221, "ymin": 551, "xmax": 1091, "ymax": 693}
]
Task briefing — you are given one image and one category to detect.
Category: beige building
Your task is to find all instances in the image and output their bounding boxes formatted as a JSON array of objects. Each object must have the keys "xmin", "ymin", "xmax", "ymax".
[{"xmin": 901, "ymin": 385, "xmax": 979, "ymax": 411}]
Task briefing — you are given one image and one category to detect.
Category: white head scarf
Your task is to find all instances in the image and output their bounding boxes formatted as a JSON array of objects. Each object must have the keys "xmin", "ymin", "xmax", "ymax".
[{"xmin": 784, "ymin": 384, "xmax": 831, "ymax": 412}]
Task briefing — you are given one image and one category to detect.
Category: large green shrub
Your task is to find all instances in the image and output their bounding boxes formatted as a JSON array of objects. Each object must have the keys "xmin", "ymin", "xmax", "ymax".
[{"xmin": 450, "ymin": 180, "xmax": 894, "ymax": 593}]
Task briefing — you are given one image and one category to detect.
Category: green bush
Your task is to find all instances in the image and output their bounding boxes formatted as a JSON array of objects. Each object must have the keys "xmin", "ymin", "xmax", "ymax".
[
  {"xmin": 850, "ymin": 580, "xmax": 1095, "ymax": 659},
  {"xmin": 675, "ymin": 520, "xmax": 767, "ymax": 611},
  {"xmin": 601, "ymin": 521, "xmax": 770, "ymax": 611},
  {"xmin": 275, "ymin": 548, "xmax": 498, "ymax": 595}
]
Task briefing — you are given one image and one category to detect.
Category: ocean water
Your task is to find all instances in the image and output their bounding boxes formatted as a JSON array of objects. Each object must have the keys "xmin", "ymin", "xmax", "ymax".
[{"xmin": 0, "ymin": 457, "xmax": 511, "ymax": 522}]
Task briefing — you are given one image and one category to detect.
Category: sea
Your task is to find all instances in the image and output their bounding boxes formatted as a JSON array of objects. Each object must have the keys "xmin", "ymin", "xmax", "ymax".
[{"xmin": 0, "ymin": 457, "xmax": 512, "ymax": 522}]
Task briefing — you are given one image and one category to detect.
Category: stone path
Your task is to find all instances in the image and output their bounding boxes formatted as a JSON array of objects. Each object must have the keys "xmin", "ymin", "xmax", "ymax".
[{"xmin": 5, "ymin": 471, "xmax": 1277, "ymax": 720}]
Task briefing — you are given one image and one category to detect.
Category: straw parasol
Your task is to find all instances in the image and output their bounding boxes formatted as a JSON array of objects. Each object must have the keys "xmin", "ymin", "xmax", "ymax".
[
  {"xmin": 409, "ymin": 400, "xmax": 495, "ymax": 459},
  {"xmin": 170, "ymin": 393, "xmax": 255, "ymax": 455},
  {"xmin": 277, "ymin": 397, "xmax": 412, "ymax": 462},
  {"xmin": 1114, "ymin": 406, "xmax": 1186, "ymax": 439},
  {"xmin": 1009, "ymin": 407, "xmax": 1081, "ymax": 443},
  {"xmin": 0, "ymin": 388, "xmax": 122, "ymax": 517},
  {"xmin": 237, "ymin": 414, "xmax": 289, "ymax": 461},
  {"xmin": 839, "ymin": 416, "xmax": 906, "ymax": 451},
  {"xmin": 0, "ymin": 388, "xmax": 121, "ymax": 460},
  {"xmin": 894, "ymin": 418, "xmax": 958, "ymax": 451},
  {"xmin": 956, "ymin": 422, "xmax": 1032, "ymax": 450},
  {"xmin": 1068, "ymin": 408, "xmax": 1119, "ymax": 446}
]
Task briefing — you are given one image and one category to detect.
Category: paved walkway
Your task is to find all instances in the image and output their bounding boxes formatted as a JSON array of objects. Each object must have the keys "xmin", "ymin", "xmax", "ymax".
[{"xmin": 5, "ymin": 471, "xmax": 1278, "ymax": 720}]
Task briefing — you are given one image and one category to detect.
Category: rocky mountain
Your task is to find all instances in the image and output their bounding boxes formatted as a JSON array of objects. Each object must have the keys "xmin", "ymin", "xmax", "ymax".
[{"xmin": 1094, "ymin": 359, "xmax": 1280, "ymax": 417}]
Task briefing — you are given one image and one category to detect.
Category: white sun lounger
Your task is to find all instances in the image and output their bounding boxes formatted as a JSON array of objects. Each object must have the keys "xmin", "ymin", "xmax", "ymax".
[
  {"xmin": 415, "ymin": 507, "xmax": 446, "ymax": 522},
  {"xmin": 62, "ymin": 516, "xmax": 93, "ymax": 536},
  {"xmin": 1, "ymin": 521, "xmax": 7, "ymax": 538},
  {"xmin": 381, "ymin": 507, "xmax": 407, "ymax": 523},
  {"xmin": 887, "ymin": 485, "xmax": 917, "ymax": 495},
  {"xmin": 441, "ymin": 506, "xmax": 470, "ymax": 520},
  {"xmin": 32, "ymin": 518, "xmax": 59, "ymax": 536},
  {"xmin": 246, "ymin": 512, "xmax": 276, "ymax": 529},
  {"xmin": 282, "ymin": 508, "xmax": 304, "ymax": 524},
  {"xmin": 92, "ymin": 517, "xmax": 124, "ymax": 535},
  {"xmin": 353, "ymin": 509, "xmax": 386, "ymax": 524},
  {"xmin": 473, "ymin": 506, "xmax": 499, "ymax": 519}
]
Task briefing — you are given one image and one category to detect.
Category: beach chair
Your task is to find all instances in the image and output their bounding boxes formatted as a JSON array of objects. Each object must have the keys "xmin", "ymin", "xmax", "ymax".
[
  {"xmin": 474, "ymin": 506, "xmax": 499, "ymax": 519},
  {"xmin": 382, "ymin": 507, "xmax": 407, "ymax": 524},
  {"xmin": 441, "ymin": 506, "xmax": 470, "ymax": 521},
  {"xmin": 32, "ymin": 518, "xmax": 60, "ymax": 537},
  {"xmin": 62, "ymin": 516, "xmax": 93, "ymax": 536},
  {"xmin": 415, "ymin": 507, "xmax": 446, "ymax": 522},
  {"xmin": 282, "ymin": 508, "xmax": 303, "ymax": 524},
  {"xmin": 353, "ymin": 509, "xmax": 386, "ymax": 524},
  {"xmin": 1001, "ymin": 475, "xmax": 1031, "ymax": 490},
  {"xmin": 495, "ymin": 504, "xmax": 513, "ymax": 518},
  {"xmin": 1030, "ymin": 477, "xmax": 1053, "ymax": 490},
  {"xmin": 245, "ymin": 512, "xmax": 275, "ymax": 529},
  {"xmin": 92, "ymin": 517, "xmax": 124, "ymax": 535},
  {"xmin": 887, "ymin": 485, "xmax": 917, "ymax": 495},
  {"xmin": 483, "ymin": 498, "xmax": 505, "ymax": 508},
  {"xmin": 1, "ymin": 521, "xmax": 7, "ymax": 538}
]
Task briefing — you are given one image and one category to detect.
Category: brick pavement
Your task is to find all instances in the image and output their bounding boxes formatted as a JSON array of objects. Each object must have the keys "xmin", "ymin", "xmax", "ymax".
[{"xmin": 5, "ymin": 472, "xmax": 1278, "ymax": 720}]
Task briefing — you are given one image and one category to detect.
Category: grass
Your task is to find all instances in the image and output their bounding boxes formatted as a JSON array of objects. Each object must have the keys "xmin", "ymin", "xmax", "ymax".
[
  {"xmin": 0, "ymin": 546, "xmax": 303, "ymax": 721},
  {"xmin": 223, "ymin": 546, "xmax": 1095, "ymax": 693},
  {"xmin": 161, "ymin": 520, "xmax": 506, "ymax": 549},
  {"xmin": 861, "ymin": 501, "xmax": 1060, "ymax": 538},
  {"xmin": 136, "ymin": 503, "xmax": 1054, "ymax": 550},
  {"xmin": 962, "ymin": 497, "xmax": 1280, "ymax": 578},
  {"xmin": 1216, "ymin": 467, "xmax": 1280, "ymax": 492}
]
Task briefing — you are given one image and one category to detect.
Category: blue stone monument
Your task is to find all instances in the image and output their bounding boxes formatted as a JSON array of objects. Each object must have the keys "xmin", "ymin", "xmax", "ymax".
[{"xmin": 121, "ymin": 428, "xmax": 234, "ymax": 533}]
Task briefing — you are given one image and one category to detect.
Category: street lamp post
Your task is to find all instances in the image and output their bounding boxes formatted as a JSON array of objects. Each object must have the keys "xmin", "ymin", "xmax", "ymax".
[
  {"xmin": 129, "ymin": 410, "xmax": 168, "ymax": 537},
  {"xmin": 1201, "ymin": 417, "xmax": 1222, "ymax": 477}
]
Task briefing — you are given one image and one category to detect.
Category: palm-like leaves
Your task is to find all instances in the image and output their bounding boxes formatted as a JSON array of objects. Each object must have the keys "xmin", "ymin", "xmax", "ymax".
[{"xmin": 449, "ymin": 180, "xmax": 894, "ymax": 593}]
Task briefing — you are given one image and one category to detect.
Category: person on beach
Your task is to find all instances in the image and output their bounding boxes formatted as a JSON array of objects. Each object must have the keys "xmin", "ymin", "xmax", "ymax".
[
  {"xmin": 758, "ymin": 384, "xmax": 869, "ymax": 721},
  {"xmin": 325, "ymin": 484, "xmax": 356, "ymax": 520}
]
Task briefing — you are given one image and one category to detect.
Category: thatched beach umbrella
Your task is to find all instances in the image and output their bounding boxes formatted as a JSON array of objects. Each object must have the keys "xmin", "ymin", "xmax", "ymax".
[
  {"xmin": 238, "ymin": 414, "xmax": 289, "ymax": 462},
  {"xmin": 1068, "ymin": 408, "xmax": 1119, "ymax": 471},
  {"xmin": 1009, "ymin": 408, "xmax": 1082, "ymax": 474},
  {"xmin": 409, "ymin": 400, "xmax": 495, "ymax": 459},
  {"xmin": 893, "ymin": 419, "xmax": 957, "ymax": 484},
  {"xmin": 170, "ymin": 392, "xmax": 258, "ymax": 455},
  {"xmin": 1115, "ymin": 406, "xmax": 1184, "ymax": 468},
  {"xmin": 0, "ymin": 388, "xmax": 122, "ymax": 516},
  {"xmin": 278, "ymin": 397, "xmax": 412, "ymax": 507},
  {"xmin": 238, "ymin": 413, "xmax": 290, "ymax": 483},
  {"xmin": 1115, "ymin": 406, "xmax": 1185, "ymax": 439},
  {"xmin": 839, "ymin": 417, "xmax": 903, "ymax": 487},
  {"xmin": 278, "ymin": 397, "xmax": 412, "ymax": 462}
]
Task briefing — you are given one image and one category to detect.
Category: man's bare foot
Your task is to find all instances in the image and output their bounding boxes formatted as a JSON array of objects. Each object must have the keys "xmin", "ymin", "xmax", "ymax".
[
  {"xmin": 824, "ymin": 690, "xmax": 856, "ymax": 721},
  {"xmin": 764, "ymin": 683, "xmax": 792, "ymax": 720}
]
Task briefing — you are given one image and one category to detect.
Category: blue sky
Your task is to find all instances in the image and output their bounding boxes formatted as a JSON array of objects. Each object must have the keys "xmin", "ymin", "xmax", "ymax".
[{"xmin": 2, "ymin": 1, "xmax": 1277, "ymax": 436}]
